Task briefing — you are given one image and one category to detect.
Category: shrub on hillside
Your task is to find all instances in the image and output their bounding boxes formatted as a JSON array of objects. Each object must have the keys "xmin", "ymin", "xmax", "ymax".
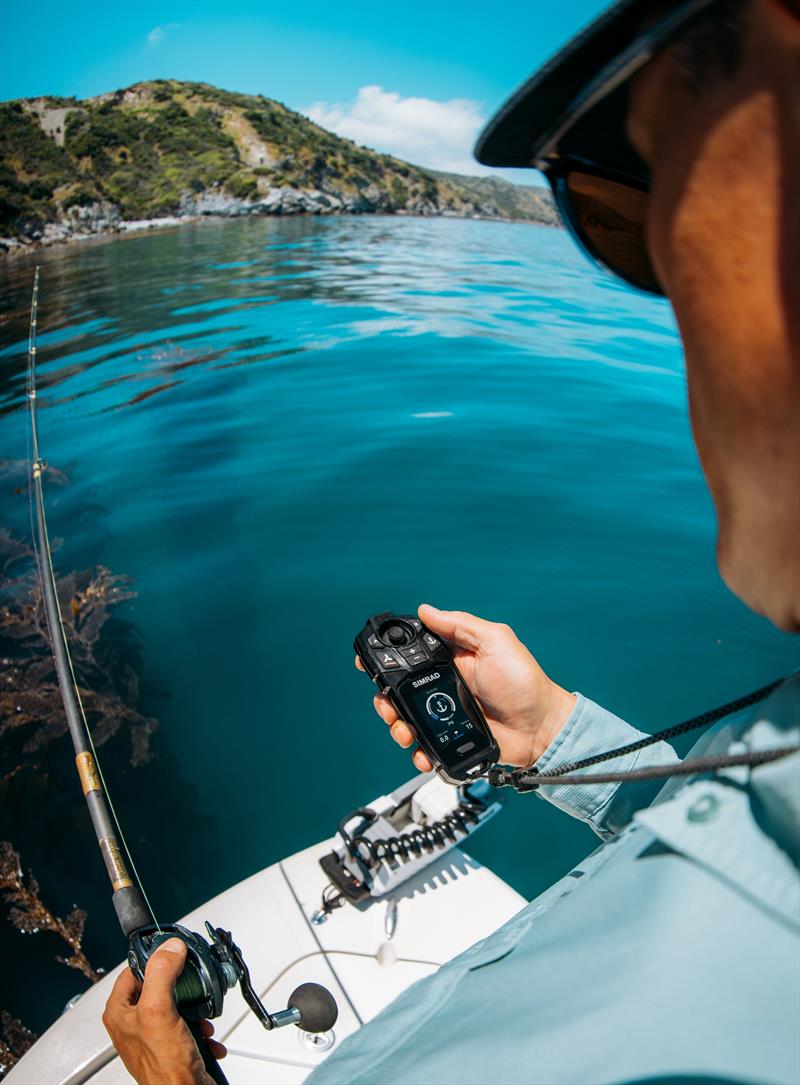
[
  {"xmin": 390, "ymin": 176, "xmax": 407, "ymax": 209},
  {"xmin": 225, "ymin": 172, "xmax": 258, "ymax": 200}
]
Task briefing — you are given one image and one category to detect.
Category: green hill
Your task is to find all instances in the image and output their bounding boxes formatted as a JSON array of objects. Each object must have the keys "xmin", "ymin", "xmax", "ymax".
[{"xmin": 0, "ymin": 79, "xmax": 557, "ymax": 250}]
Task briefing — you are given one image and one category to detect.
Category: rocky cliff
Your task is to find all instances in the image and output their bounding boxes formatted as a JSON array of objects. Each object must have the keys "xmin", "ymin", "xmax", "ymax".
[{"xmin": 0, "ymin": 80, "xmax": 558, "ymax": 252}]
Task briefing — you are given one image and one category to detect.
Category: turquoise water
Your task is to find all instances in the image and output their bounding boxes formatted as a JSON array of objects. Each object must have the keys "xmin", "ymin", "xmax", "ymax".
[{"xmin": 1, "ymin": 215, "xmax": 796, "ymax": 1029}]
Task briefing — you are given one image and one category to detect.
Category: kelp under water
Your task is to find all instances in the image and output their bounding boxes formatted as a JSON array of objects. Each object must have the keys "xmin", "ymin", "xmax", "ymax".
[
  {"xmin": 0, "ymin": 458, "xmax": 159, "ymax": 1072},
  {"xmin": 1, "ymin": 544, "xmax": 158, "ymax": 767},
  {"xmin": 0, "ymin": 1014, "xmax": 36, "ymax": 1081}
]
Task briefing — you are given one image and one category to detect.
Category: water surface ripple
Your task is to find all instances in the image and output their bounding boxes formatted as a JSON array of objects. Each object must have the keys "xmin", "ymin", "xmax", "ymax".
[{"xmin": 1, "ymin": 216, "xmax": 795, "ymax": 1028}]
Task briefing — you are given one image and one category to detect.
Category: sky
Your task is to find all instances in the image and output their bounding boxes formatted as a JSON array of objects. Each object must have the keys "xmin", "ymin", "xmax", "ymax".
[{"xmin": 0, "ymin": 0, "xmax": 608, "ymax": 182}]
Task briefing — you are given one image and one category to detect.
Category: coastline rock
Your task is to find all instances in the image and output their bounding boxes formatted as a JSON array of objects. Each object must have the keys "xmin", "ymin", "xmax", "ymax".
[
  {"xmin": 259, "ymin": 186, "xmax": 342, "ymax": 214},
  {"xmin": 176, "ymin": 185, "xmax": 348, "ymax": 217},
  {"xmin": 0, "ymin": 201, "xmax": 123, "ymax": 252}
]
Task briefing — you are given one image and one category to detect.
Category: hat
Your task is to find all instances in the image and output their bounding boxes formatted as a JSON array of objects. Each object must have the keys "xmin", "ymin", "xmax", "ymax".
[{"xmin": 474, "ymin": 0, "xmax": 717, "ymax": 177}]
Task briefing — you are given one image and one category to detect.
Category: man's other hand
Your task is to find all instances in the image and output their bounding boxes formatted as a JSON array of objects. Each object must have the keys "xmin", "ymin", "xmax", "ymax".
[
  {"xmin": 103, "ymin": 937, "xmax": 227, "ymax": 1085},
  {"xmin": 356, "ymin": 603, "xmax": 576, "ymax": 772}
]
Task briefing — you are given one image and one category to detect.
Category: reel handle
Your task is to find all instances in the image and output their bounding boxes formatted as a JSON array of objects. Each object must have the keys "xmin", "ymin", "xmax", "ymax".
[{"xmin": 187, "ymin": 1020, "xmax": 229, "ymax": 1085}]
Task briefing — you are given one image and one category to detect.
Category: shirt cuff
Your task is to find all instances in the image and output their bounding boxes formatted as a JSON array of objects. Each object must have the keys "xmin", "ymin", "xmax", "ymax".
[{"xmin": 532, "ymin": 693, "xmax": 679, "ymax": 839}]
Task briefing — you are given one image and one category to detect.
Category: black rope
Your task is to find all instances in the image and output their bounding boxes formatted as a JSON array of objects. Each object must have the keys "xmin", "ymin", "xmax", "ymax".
[
  {"xmin": 553, "ymin": 678, "xmax": 782, "ymax": 774},
  {"xmin": 489, "ymin": 677, "xmax": 792, "ymax": 791},
  {"xmin": 489, "ymin": 744, "xmax": 799, "ymax": 792}
]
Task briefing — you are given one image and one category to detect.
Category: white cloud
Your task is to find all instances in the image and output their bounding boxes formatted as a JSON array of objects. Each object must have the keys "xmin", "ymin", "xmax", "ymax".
[
  {"xmin": 304, "ymin": 85, "xmax": 495, "ymax": 176},
  {"xmin": 146, "ymin": 23, "xmax": 181, "ymax": 47}
]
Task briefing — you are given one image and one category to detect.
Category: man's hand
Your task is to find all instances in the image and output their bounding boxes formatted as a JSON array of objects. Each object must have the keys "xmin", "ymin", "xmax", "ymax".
[
  {"xmin": 357, "ymin": 604, "xmax": 576, "ymax": 773},
  {"xmin": 103, "ymin": 938, "xmax": 227, "ymax": 1085}
]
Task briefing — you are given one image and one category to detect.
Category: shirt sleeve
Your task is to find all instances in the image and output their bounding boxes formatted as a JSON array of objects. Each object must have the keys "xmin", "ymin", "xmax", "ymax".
[{"xmin": 532, "ymin": 693, "xmax": 679, "ymax": 839}]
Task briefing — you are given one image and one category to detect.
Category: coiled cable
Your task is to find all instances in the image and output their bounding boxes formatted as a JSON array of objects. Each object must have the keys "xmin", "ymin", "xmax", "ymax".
[{"xmin": 339, "ymin": 794, "xmax": 485, "ymax": 869}]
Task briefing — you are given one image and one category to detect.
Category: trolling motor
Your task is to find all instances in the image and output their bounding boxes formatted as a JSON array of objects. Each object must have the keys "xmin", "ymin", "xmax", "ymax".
[{"xmin": 25, "ymin": 268, "xmax": 337, "ymax": 1085}]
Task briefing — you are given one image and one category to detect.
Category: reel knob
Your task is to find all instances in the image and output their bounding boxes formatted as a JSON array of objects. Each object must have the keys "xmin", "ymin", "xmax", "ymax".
[{"xmin": 287, "ymin": 983, "xmax": 338, "ymax": 1033}]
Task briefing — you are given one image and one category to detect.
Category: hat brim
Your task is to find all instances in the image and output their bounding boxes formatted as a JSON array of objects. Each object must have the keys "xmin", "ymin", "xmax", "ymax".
[{"xmin": 473, "ymin": 0, "xmax": 704, "ymax": 173}]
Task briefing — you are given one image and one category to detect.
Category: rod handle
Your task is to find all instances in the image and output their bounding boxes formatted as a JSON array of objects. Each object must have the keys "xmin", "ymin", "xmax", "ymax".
[
  {"xmin": 113, "ymin": 885, "xmax": 155, "ymax": 936},
  {"xmin": 187, "ymin": 1020, "xmax": 229, "ymax": 1085}
]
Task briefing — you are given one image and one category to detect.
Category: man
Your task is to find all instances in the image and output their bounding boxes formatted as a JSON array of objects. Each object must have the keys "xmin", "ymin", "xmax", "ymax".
[{"xmin": 103, "ymin": 0, "xmax": 800, "ymax": 1081}]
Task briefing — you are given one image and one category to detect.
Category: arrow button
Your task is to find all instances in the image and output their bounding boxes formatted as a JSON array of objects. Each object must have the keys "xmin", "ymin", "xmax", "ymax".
[{"xmin": 378, "ymin": 650, "xmax": 402, "ymax": 669}]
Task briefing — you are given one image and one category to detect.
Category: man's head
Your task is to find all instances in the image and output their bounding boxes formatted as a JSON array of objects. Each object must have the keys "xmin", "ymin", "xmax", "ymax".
[
  {"xmin": 628, "ymin": 0, "xmax": 800, "ymax": 631},
  {"xmin": 476, "ymin": 0, "xmax": 800, "ymax": 631}
]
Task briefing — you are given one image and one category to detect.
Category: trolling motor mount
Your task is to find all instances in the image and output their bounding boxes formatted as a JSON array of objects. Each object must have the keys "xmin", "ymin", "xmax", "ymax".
[
  {"xmin": 316, "ymin": 774, "xmax": 506, "ymax": 919},
  {"xmin": 128, "ymin": 922, "xmax": 338, "ymax": 1033}
]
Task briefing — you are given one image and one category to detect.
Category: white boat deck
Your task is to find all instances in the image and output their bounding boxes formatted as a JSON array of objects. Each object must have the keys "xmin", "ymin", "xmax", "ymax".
[{"xmin": 9, "ymin": 835, "xmax": 525, "ymax": 1085}]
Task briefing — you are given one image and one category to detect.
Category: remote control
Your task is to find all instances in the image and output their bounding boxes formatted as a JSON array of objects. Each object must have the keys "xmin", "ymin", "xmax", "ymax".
[{"xmin": 354, "ymin": 611, "xmax": 500, "ymax": 784}]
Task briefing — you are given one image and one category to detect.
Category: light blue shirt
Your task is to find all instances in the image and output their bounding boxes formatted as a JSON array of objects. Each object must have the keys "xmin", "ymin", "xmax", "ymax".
[{"xmin": 309, "ymin": 674, "xmax": 800, "ymax": 1085}]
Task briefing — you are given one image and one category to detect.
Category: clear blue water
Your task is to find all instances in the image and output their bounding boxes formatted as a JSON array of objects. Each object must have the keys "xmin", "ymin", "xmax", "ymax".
[{"xmin": 1, "ymin": 215, "xmax": 796, "ymax": 1029}]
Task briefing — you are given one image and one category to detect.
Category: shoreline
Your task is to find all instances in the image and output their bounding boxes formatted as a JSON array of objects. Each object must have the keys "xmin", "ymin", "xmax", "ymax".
[
  {"xmin": 0, "ymin": 207, "xmax": 558, "ymax": 260},
  {"xmin": 2, "ymin": 79, "xmax": 559, "ymax": 262}
]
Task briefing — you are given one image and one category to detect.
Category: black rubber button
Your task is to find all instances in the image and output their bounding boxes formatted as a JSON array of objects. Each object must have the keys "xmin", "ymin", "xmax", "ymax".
[
  {"xmin": 400, "ymin": 647, "xmax": 427, "ymax": 665},
  {"xmin": 377, "ymin": 649, "xmax": 402, "ymax": 669},
  {"xmin": 387, "ymin": 625, "xmax": 407, "ymax": 645}
]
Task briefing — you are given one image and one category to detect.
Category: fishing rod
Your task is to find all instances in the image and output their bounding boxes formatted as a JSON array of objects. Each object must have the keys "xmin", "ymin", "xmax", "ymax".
[
  {"xmin": 25, "ymin": 268, "xmax": 337, "ymax": 1085},
  {"xmin": 26, "ymin": 267, "xmax": 155, "ymax": 939}
]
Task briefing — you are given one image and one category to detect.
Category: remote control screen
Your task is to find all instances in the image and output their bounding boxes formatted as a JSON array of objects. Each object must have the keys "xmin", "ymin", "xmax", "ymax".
[{"xmin": 404, "ymin": 669, "xmax": 482, "ymax": 767}]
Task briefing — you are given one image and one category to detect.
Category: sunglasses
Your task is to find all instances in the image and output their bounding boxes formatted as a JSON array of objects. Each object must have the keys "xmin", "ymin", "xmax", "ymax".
[
  {"xmin": 541, "ymin": 155, "xmax": 661, "ymax": 296},
  {"xmin": 526, "ymin": 0, "xmax": 727, "ymax": 297}
]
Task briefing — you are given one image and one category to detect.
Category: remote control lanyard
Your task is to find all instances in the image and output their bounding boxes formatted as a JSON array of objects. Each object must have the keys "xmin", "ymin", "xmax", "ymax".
[{"xmin": 488, "ymin": 678, "xmax": 798, "ymax": 792}]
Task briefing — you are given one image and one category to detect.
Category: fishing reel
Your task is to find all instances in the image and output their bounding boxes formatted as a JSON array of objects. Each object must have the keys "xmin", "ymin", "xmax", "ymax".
[{"xmin": 128, "ymin": 921, "xmax": 338, "ymax": 1032}]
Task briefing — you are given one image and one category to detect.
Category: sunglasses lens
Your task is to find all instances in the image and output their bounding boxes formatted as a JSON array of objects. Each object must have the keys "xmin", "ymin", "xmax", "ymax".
[{"xmin": 563, "ymin": 171, "xmax": 661, "ymax": 294}]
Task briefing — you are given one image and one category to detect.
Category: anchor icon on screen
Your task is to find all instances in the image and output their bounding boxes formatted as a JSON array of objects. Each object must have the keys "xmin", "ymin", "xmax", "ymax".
[{"xmin": 425, "ymin": 692, "xmax": 456, "ymax": 722}]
